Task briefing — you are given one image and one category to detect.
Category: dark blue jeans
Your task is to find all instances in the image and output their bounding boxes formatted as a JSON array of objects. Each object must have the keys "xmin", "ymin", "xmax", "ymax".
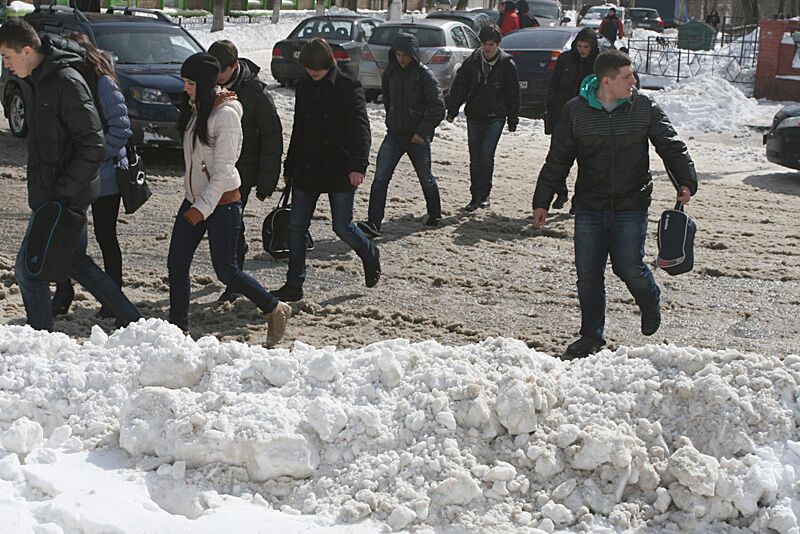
[
  {"xmin": 15, "ymin": 215, "xmax": 140, "ymax": 332},
  {"xmin": 367, "ymin": 134, "xmax": 441, "ymax": 228},
  {"xmin": 167, "ymin": 199, "xmax": 278, "ymax": 331},
  {"xmin": 467, "ymin": 118, "xmax": 505, "ymax": 201},
  {"xmin": 574, "ymin": 209, "xmax": 661, "ymax": 343},
  {"xmin": 287, "ymin": 187, "xmax": 376, "ymax": 288}
]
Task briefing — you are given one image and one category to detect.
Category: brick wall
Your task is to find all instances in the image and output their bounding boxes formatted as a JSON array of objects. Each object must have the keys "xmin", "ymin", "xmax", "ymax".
[{"xmin": 755, "ymin": 19, "xmax": 800, "ymax": 100}]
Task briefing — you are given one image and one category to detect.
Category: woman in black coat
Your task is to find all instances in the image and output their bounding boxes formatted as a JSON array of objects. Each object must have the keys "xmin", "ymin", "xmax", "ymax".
[{"xmin": 272, "ymin": 39, "xmax": 380, "ymax": 302}]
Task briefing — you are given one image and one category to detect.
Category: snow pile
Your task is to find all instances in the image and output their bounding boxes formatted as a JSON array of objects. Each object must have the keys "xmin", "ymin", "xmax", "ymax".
[{"xmin": 2, "ymin": 320, "xmax": 800, "ymax": 533}]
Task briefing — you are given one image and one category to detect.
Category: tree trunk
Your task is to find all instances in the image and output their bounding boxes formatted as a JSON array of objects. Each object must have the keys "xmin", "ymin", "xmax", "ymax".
[
  {"xmin": 272, "ymin": 0, "xmax": 281, "ymax": 24},
  {"xmin": 316, "ymin": 0, "xmax": 325, "ymax": 15},
  {"xmin": 211, "ymin": 0, "xmax": 225, "ymax": 32},
  {"xmin": 739, "ymin": 0, "xmax": 759, "ymax": 23}
]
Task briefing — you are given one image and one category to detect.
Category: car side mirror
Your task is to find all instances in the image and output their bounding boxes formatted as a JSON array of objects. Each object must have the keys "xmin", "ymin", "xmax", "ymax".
[{"xmin": 562, "ymin": 17, "xmax": 571, "ymax": 23}]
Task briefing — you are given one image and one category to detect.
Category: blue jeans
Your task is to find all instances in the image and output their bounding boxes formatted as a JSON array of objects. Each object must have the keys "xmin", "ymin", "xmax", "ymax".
[
  {"xmin": 367, "ymin": 134, "xmax": 441, "ymax": 228},
  {"xmin": 15, "ymin": 215, "xmax": 140, "ymax": 332},
  {"xmin": 167, "ymin": 199, "xmax": 278, "ymax": 331},
  {"xmin": 574, "ymin": 209, "xmax": 660, "ymax": 343},
  {"xmin": 287, "ymin": 187, "xmax": 376, "ymax": 288},
  {"xmin": 467, "ymin": 118, "xmax": 505, "ymax": 201}
]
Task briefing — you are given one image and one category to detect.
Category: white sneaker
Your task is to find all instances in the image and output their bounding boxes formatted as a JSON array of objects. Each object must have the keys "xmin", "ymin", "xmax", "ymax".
[{"xmin": 266, "ymin": 301, "xmax": 291, "ymax": 347}]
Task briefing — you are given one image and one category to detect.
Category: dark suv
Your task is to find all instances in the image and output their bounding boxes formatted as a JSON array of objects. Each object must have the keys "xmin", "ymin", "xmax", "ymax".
[{"xmin": 0, "ymin": 5, "xmax": 204, "ymax": 147}]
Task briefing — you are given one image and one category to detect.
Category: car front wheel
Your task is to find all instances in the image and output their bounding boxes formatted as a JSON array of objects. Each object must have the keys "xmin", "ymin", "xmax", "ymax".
[{"xmin": 7, "ymin": 85, "xmax": 28, "ymax": 138}]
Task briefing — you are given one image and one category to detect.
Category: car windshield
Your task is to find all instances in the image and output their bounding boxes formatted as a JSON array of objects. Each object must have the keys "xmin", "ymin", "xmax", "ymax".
[
  {"xmin": 291, "ymin": 19, "xmax": 354, "ymax": 40},
  {"xmin": 629, "ymin": 9, "xmax": 657, "ymax": 19},
  {"xmin": 93, "ymin": 26, "xmax": 202, "ymax": 65},
  {"xmin": 528, "ymin": 1, "xmax": 560, "ymax": 20},
  {"xmin": 369, "ymin": 25, "xmax": 446, "ymax": 47},
  {"xmin": 501, "ymin": 29, "xmax": 572, "ymax": 49}
]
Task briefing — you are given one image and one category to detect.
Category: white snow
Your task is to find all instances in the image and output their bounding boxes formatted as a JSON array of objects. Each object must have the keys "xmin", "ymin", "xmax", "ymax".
[{"xmin": 1, "ymin": 320, "xmax": 800, "ymax": 533}]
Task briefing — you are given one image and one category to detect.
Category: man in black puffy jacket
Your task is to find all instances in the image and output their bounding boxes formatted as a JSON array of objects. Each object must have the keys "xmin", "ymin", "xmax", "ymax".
[
  {"xmin": 446, "ymin": 25, "xmax": 520, "ymax": 212},
  {"xmin": 0, "ymin": 18, "xmax": 140, "ymax": 331},
  {"xmin": 209, "ymin": 40, "xmax": 283, "ymax": 302},
  {"xmin": 358, "ymin": 33, "xmax": 445, "ymax": 237},
  {"xmin": 532, "ymin": 50, "xmax": 697, "ymax": 360}
]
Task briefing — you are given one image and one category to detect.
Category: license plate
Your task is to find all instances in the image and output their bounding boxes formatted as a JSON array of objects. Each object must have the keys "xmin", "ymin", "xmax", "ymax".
[
  {"xmin": 293, "ymin": 51, "xmax": 300, "ymax": 59},
  {"xmin": 519, "ymin": 81, "xmax": 528, "ymax": 89}
]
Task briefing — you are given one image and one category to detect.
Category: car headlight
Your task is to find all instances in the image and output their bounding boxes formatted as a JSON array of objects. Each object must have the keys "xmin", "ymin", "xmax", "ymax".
[
  {"xmin": 777, "ymin": 116, "xmax": 800, "ymax": 129},
  {"xmin": 130, "ymin": 86, "xmax": 171, "ymax": 104}
]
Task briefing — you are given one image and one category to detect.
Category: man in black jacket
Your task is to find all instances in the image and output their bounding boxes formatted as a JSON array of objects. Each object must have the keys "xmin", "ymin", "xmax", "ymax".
[
  {"xmin": 446, "ymin": 25, "xmax": 520, "ymax": 212},
  {"xmin": 0, "ymin": 18, "xmax": 140, "ymax": 331},
  {"xmin": 209, "ymin": 40, "xmax": 283, "ymax": 302},
  {"xmin": 545, "ymin": 27, "xmax": 600, "ymax": 209},
  {"xmin": 532, "ymin": 50, "xmax": 697, "ymax": 359},
  {"xmin": 357, "ymin": 33, "xmax": 445, "ymax": 237}
]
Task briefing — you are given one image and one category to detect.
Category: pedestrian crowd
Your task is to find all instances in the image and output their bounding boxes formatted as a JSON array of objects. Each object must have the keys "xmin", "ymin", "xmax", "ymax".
[{"xmin": 0, "ymin": 16, "xmax": 696, "ymax": 360}]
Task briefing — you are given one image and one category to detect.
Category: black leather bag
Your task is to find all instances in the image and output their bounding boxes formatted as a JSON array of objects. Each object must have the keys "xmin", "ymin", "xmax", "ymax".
[
  {"xmin": 656, "ymin": 202, "xmax": 696, "ymax": 276},
  {"xmin": 116, "ymin": 145, "xmax": 151, "ymax": 214},
  {"xmin": 24, "ymin": 202, "xmax": 86, "ymax": 282},
  {"xmin": 262, "ymin": 189, "xmax": 314, "ymax": 260}
]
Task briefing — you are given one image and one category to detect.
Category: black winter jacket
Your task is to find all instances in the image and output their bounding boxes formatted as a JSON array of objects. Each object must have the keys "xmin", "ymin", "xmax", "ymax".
[
  {"xmin": 533, "ymin": 90, "xmax": 698, "ymax": 212},
  {"xmin": 26, "ymin": 35, "xmax": 105, "ymax": 211},
  {"xmin": 224, "ymin": 58, "xmax": 282, "ymax": 198},
  {"xmin": 382, "ymin": 33, "xmax": 445, "ymax": 141},
  {"xmin": 545, "ymin": 28, "xmax": 599, "ymax": 134},
  {"xmin": 445, "ymin": 48, "xmax": 520, "ymax": 127},
  {"xmin": 284, "ymin": 67, "xmax": 371, "ymax": 193}
]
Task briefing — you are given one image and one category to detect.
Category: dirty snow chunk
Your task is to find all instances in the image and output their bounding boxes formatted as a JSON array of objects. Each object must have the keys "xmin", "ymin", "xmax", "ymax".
[
  {"xmin": 554, "ymin": 424, "xmax": 581, "ymax": 448},
  {"xmin": 307, "ymin": 396, "xmax": 348, "ymax": 442},
  {"xmin": 495, "ymin": 379, "xmax": 544, "ymax": 435},
  {"xmin": 435, "ymin": 473, "xmax": 483, "ymax": 505},
  {"xmin": 542, "ymin": 500, "xmax": 574, "ymax": 525},
  {"xmin": 388, "ymin": 505, "xmax": 417, "ymax": 531},
  {"xmin": 654, "ymin": 487, "xmax": 671, "ymax": 513},
  {"xmin": 376, "ymin": 353, "xmax": 404, "ymax": 388},
  {"xmin": 1, "ymin": 417, "xmax": 43, "ymax": 455},
  {"xmin": 667, "ymin": 444, "xmax": 720, "ymax": 496},
  {"xmin": 483, "ymin": 462, "xmax": 517, "ymax": 482},
  {"xmin": 46, "ymin": 425, "xmax": 72, "ymax": 448},
  {"xmin": 249, "ymin": 355, "xmax": 298, "ymax": 387},
  {"xmin": 25, "ymin": 447, "xmax": 57, "ymax": 465},
  {"xmin": 0, "ymin": 452, "xmax": 22, "ymax": 481},
  {"xmin": 552, "ymin": 478, "xmax": 577, "ymax": 501},
  {"xmin": 308, "ymin": 353, "xmax": 339, "ymax": 382},
  {"xmin": 138, "ymin": 334, "xmax": 206, "ymax": 388},
  {"xmin": 172, "ymin": 460, "xmax": 186, "ymax": 480},
  {"xmin": 435, "ymin": 411, "xmax": 457, "ymax": 431},
  {"xmin": 768, "ymin": 499, "xmax": 798, "ymax": 533}
]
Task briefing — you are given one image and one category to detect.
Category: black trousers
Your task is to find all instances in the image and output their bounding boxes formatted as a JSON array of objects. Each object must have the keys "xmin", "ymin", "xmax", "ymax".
[{"xmin": 91, "ymin": 193, "xmax": 123, "ymax": 288}]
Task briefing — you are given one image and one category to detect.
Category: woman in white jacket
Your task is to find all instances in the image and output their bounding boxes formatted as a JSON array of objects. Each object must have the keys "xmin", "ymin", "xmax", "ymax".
[{"xmin": 168, "ymin": 53, "xmax": 290, "ymax": 346}]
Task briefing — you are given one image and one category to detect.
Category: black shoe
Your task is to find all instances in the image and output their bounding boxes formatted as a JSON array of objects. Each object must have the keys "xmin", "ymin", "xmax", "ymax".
[
  {"xmin": 272, "ymin": 284, "xmax": 304, "ymax": 302},
  {"xmin": 357, "ymin": 221, "xmax": 381, "ymax": 238},
  {"xmin": 96, "ymin": 306, "xmax": 115, "ymax": 319},
  {"xmin": 562, "ymin": 337, "xmax": 605, "ymax": 360},
  {"xmin": 363, "ymin": 247, "xmax": 381, "ymax": 288},
  {"xmin": 641, "ymin": 304, "xmax": 661, "ymax": 336},
  {"xmin": 478, "ymin": 198, "xmax": 490, "ymax": 209},
  {"xmin": 52, "ymin": 282, "xmax": 75, "ymax": 316},
  {"xmin": 463, "ymin": 200, "xmax": 479, "ymax": 212},
  {"xmin": 425, "ymin": 216, "xmax": 442, "ymax": 227},
  {"xmin": 552, "ymin": 192, "xmax": 568, "ymax": 210},
  {"xmin": 217, "ymin": 288, "xmax": 240, "ymax": 303}
]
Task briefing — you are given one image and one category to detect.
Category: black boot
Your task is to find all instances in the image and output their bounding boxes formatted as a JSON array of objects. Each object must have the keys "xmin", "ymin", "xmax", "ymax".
[
  {"xmin": 363, "ymin": 247, "xmax": 381, "ymax": 288},
  {"xmin": 272, "ymin": 284, "xmax": 304, "ymax": 302},
  {"xmin": 641, "ymin": 304, "xmax": 661, "ymax": 336},
  {"xmin": 52, "ymin": 281, "xmax": 75, "ymax": 316},
  {"xmin": 562, "ymin": 337, "xmax": 605, "ymax": 360}
]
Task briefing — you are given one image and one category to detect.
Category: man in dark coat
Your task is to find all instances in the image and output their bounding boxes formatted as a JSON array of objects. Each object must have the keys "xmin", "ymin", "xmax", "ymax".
[
  {"xmin": 532, "ymin": 50, "xmax": 697, "ymax": 359},
  {"xmin": 517, "ymin": 0, "xmax": 540, "ymax": 29},
  {"xmin": 446, "ymin": 24, "xmax": 520, "ymax": 212},
  {"xmin": 599, "ymin": 7, "xmax": 624, "ymax": 44},
  {"xmin": 0, "ymin": 18, "xmax": 140, "ymax": 331},
  {"xmin": 274, "ymin": 38, "xmax": 378, "ymax": 302},
  {"xmin": 545, "ymin": 27, "xmax": 600, "ymax": 209},
  {"xmin": 357, "ymin": 33, "xmax": 445, "ymax": 237},
  {"xmin": 209, "ymin": 40, "xmax": 283, "ymax": 302}
]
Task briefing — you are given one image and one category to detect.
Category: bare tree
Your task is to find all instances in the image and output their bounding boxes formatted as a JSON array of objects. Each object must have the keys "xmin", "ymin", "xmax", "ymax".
[
  {"xmin": 272, "ymin": 0, "xmax": 281, "ymax": 24},
  {"xmin": 211, "ymin": 0, "xmax": 225, "ymax": 32},
  {"xmin": 739, "ymin": 0, "xmax": 759, "ymax": 22}
]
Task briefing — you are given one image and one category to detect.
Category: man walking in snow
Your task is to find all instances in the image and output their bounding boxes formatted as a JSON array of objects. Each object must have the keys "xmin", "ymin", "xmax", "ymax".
[
  {"xmin": 532, "ymin": 50, "xmax": 697, "ymax": 359},
  {"xmin": 599, "ymin": 7, "xmax": 624, "ymax": 45},
  {"xmin": 357, "ymin": 33, "xmax": 445, "ymax": 237}
]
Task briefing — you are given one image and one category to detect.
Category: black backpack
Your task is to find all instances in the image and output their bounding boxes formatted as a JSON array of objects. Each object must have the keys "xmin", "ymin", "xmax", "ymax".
[
  {"xmin": 656, "ymin": 202, "xmax": 696, "ymax": 276},
  {"xmin": 262, "ymin": 189, "xmax": 314, "ymax": 260}
]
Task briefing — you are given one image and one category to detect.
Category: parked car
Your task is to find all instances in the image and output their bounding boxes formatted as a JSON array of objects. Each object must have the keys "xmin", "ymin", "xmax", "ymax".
[
  {"xmin": 271, "ymin": 15, "xmax": 383, "ymax": 86},
  {"xmin": 0, "ymin": 5, "xmax": 204, "ymax": 147},
  {"xmin": 628, "ymin": 7, "xmax": 664, "ymax": 32},
  {"xmin": 426, "ymin": 11, "xmax": 494, "ymax": 35},
  {"xmin": 579, "ymin": 5, "xmax": 632, "ymax": 35},
  {"xmin": 469, "ymin": 8, "xmax": 501, "ymax": 25},
  {"xmin": 521, "ymin": 0, "xmax": 570, "ymax": 27},
  {"xmin": 501, "ymin": 27, "xmax": 611, "ymax": 118},
  {"xmin": 764, "ymin": 105, "xmax": 800, "ymax": 170},
  {"xmin": 358, "ymin": 19, "xmax": 480, "ymax": 99}
]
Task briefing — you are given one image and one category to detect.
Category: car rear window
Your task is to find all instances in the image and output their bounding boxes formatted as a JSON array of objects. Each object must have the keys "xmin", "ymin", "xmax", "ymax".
[
  {"xmin": 290, "ymin": 19, "xmax": 354, "ymax": 41},
  {"xmin": 501, "ymin": 29, "xmax": 572, "ymax": 50},
  {"xmin": 526, "ymin": 1, "xmax": 560, "ymax": 20},
  {"xmin": 369, "ymin": 25, "xmax": 446, "ymax": 47},
  {"xmin": 629, "ymin": 9, "xmax": 658, "ymax": 19}
]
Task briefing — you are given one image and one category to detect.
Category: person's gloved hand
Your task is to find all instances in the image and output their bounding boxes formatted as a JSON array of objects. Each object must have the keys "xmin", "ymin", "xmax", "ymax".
[{"xmin": 256, "ymin": 185, "xmax": 274, "ymax": 201}]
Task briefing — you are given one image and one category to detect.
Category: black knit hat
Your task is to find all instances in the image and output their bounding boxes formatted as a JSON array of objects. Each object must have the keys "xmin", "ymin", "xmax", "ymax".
[{"xmin": 181, "ymin": 53, "xmax": 220, "ymax": 94}]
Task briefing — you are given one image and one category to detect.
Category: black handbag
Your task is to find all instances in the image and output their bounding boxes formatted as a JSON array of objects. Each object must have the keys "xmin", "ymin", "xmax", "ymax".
[
  {"xmin": 24, "ymin": 202, "xmax": 86, "ymax": 282},
  {"xmin": 116, "ymin": 145, "xmax": 151, "ymax": 214},
  {"xmin": 656, "ymin": 202, "xmax": 696, "ymax": 276},
  {"xmin": 262, "ymin": 189, "xmax": 314, "ymax": 260}
]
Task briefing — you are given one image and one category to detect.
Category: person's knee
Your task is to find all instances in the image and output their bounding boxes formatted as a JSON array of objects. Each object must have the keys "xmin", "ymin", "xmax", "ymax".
[
  {"xmin": 332, "ymin": 220, "xmax": 353, "ymax": 239},
  {"xmin": 612, "ymin": 261, "xmax": 645, "ymax": 281}
]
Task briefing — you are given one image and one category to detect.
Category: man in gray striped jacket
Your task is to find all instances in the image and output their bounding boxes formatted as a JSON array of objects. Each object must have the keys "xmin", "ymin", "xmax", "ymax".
[{"xmin": 532, "ymin": 50, "xmax": 698, "ymax": 360}]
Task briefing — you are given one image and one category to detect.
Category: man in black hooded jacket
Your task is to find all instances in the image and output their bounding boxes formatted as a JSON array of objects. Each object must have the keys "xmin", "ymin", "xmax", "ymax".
[
  {"xmin": 209, "ymin": 40, "xmax": 283, "ymax": 302},
  {"xmin": 0, "ymin": 18, "xmax": 140, "ymax": 331},
  {"xmin": 358, "ymin": 33, "xmax": 445, "ymax": 237}
]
